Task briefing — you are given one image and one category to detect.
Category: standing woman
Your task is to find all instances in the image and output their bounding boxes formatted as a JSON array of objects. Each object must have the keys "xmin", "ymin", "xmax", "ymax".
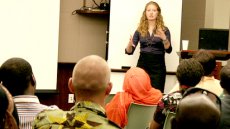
[{"xmin": 125, "ymin": 1, "xmax": 172, "ymax": 93}]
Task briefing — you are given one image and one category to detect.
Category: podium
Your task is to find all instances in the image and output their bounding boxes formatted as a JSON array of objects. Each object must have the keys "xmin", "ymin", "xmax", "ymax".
[{"xmin": 177, "ymin": 50, "xmax": 230, "ymax": 79}]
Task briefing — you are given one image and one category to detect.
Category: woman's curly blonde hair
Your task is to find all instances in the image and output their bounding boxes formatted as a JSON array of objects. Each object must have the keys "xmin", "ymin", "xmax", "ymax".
[{"xmin": 137, "ymin": 1, "xmax": 166, "ymax": 37}]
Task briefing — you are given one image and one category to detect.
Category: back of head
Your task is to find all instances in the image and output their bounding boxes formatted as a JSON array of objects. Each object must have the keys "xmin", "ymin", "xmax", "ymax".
[
  {"xmin": 0, "ymin": 58, "xmax": 35, "ymax": 96},
  {"xmin": 220, "ymin": 64, "xmax": 230, "ymax": 93},
  {"xmin": 176, "ymin": 58, "xmax": 204, "ymax": 87},
  {"xmin": 122, "ymin": 67, "xmax": 162, "ymax": 103},
  {"xmin": 123, "ymin": 67, "xmax": 152, "ymax": 93},
  {"xmin": 72, "ymin": 55, "xmax": 111, "ymax": 97},
  {"xmin": 193, "ymin": 50, "xmax": 216, "ymax": 76},
  {"xmin": 173, "ymin": 94, "xmax": 220, "ymax": 129}
]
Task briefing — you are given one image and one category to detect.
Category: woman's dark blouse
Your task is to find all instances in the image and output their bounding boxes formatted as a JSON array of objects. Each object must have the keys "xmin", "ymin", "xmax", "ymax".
[{"xmin": 126, "ymin": 28, "xmax": 172, "ymax": 55}]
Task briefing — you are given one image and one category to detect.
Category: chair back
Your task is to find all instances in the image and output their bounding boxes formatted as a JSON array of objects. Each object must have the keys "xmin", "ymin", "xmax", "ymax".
[
  {"xmin": 163, "ymin": 112, "xmax": 176, "ymax": 129},
  {"xmin": 125, "ymin": 103, "xmax": 157, "ymax": 129}
]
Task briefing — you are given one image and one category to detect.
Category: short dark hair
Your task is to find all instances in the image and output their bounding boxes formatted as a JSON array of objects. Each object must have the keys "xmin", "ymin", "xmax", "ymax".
[
  {"xmin": 220, "ymin": 65, "xmax": 230, "ymax": 93},
  {"xmin": 176, "ymin": 58, "xmax": 204, "ymax": 87},
  {"xmin": 192, "ymin": 50, "xmax": 216, "ymax": 76},
  {"xmin": 0, "ymin": 58, "xmax": 35, "ymax": 96}
]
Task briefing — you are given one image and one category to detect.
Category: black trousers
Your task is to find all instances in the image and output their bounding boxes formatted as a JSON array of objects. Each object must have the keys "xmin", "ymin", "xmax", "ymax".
[{"xmin": 137, "ymin": 52, "xmax": 166, "ymax": 93}]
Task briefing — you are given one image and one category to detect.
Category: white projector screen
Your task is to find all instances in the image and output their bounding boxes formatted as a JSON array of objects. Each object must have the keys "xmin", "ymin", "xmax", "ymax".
[
  {"xmin": 108, "ymin": 0, "xmax": 182, "ymax": 72},
  {"xmin": 0, "ymin": 0, "xmax": 60, "ymax": 90}
]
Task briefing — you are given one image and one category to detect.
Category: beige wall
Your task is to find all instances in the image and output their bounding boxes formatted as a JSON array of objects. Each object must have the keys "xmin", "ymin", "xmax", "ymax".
[
  {"xmin": 181, "ymin": 0, "xmax": 230, "ymax": 50},
  {"xmin": 181, "ymin": 0, "xmax": 206, "ymax": 50},
  {"xmin": 205, "ymin": 0, "xmax": 230, "ymax": 28},
  {"xmin": 58, "ymin": 0, "xmax": 108, "ymax": 62},
  {"xmin": 213, "ymin": 0, "xmax": 230, "ymax": 28},
  {"xmin": 204, "ymin": 0, "xmax": 215, "ymax": 28}
]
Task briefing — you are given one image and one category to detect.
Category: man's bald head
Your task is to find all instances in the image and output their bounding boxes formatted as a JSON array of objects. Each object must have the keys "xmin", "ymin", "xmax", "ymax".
[
  {"xmin": 71, "ymin": 55, "xmax": 111, "ymax": 94},
  {"xmin": 173, "ymin": 94, "xmax": 220, "ymax": 129}
]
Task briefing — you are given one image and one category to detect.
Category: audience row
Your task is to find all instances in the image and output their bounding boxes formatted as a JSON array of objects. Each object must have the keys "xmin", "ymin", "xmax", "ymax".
[{"xmin": 0, "ymin": 50, "xmax": 230, "ymax": 129}]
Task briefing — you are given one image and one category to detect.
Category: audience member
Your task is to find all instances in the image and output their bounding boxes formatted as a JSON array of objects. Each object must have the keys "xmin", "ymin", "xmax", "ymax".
[
  {"xmin": 149, "ymin": 58, "xmax": 204, "ymax": 129},
  {"xmin": 193, "ymin": 50, "xmax": 223, "ymax": 96},
  {"xmin": 106, "ymin": 67, "xmax": 162, "ymax": 128},
  {"xmin": 0, "ymin": 57, "xmax": 58, "ymax": 129},
  {"xmin": 0, "ymin": 84, "xmax": 19, "ymax": 129},
  {"xmin": 170, "ymin": 50, "xmax": 223, "ymax": 96},
  {"xmin": 219, "ymin": 64, "xmax": 230, "ymax": 128},
  {"xmin": 32, "ymin": 55, "xmax": 121, "ymax": 129},
  {"xmin": 171, "ymin": 87, "xmax": 221, "ymax": 129}
]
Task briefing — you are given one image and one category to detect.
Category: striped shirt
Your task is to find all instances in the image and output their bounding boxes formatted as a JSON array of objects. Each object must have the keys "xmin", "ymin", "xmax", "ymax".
[{"xmin": 13, "ymin": 95, "xmax": 58, "ymax": 129}]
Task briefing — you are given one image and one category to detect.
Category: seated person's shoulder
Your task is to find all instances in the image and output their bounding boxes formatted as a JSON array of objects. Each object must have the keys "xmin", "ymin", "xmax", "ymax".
[
  {"xmin": 33, "ymin": 109, "xmax": 66, "ymax": 128},
  {"xmin": 33, "ymin": 109, "xmax": 121, "ymax": 129}
]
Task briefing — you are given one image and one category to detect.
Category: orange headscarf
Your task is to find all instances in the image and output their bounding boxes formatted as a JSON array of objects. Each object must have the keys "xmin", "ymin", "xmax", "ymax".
[{"xmin": 106, "ymin": 67, "xmax": 162, "ymax": 128}]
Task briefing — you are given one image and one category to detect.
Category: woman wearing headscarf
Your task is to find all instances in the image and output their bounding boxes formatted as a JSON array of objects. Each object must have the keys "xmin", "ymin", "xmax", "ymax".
[{"xmin": 105, "ymin": 67, "xmax": 162, "ymax": 128}]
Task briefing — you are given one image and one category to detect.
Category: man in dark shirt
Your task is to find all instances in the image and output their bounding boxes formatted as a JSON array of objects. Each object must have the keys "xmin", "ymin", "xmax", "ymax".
[{"xmin": 149, "ymin": 58, "xmax": 204, "ymax": 129}]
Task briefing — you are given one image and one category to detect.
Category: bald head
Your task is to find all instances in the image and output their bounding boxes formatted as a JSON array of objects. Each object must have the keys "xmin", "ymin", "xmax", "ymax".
[
  {"xmin": 71, "ymin": 55, "xmax": 111, "ymax": 94},
  {"xmin": 173, "ymin": 94, "xmax": 220, "ymax": 129}
]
